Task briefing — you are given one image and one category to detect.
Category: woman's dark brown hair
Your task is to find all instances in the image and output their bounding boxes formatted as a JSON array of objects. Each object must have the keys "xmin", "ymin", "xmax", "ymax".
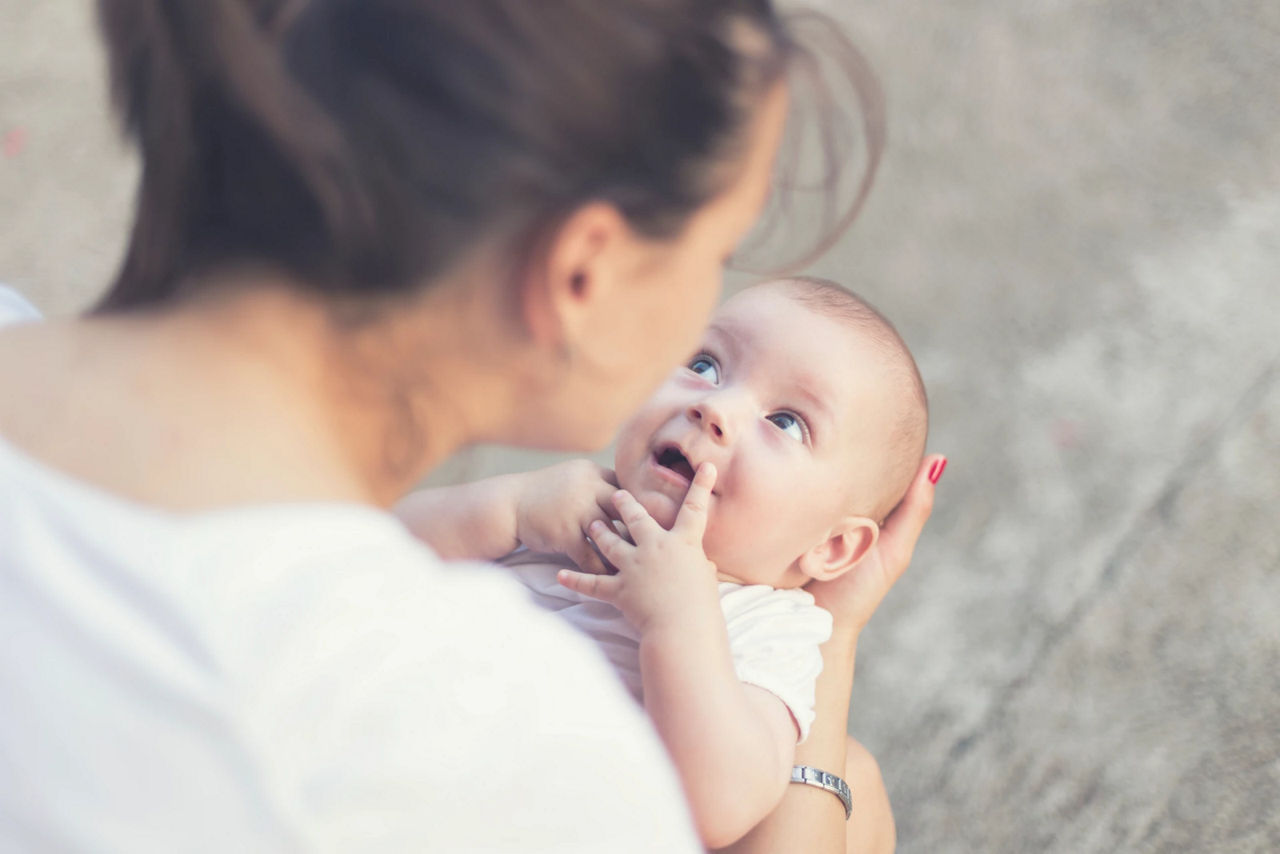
[{"xmin": 95, "ymin": 0, "xmax": 882, "ymax": 312}]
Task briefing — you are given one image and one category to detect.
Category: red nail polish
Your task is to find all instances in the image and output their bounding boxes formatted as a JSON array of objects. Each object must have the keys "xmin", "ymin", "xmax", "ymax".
[{"xmin": 928, "ymin": 458, "xmax": 948, "ymax": 484}]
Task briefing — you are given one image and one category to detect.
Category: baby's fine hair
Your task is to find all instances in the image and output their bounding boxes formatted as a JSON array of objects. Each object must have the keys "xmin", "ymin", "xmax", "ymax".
[{"xmin": 767, "ymin": 276, "xmax": 928, "ymax": 521}]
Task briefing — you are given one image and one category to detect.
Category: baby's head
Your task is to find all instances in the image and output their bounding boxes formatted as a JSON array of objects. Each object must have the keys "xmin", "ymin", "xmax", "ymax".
[{"xmin": 613, "ymin": 277, "xmax": 927, "ymax": 588}]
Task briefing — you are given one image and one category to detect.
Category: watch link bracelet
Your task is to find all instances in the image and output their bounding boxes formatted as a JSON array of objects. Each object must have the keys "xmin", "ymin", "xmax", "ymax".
[{"xmin": 789, "ymin": 765, "xmax": 853, "ymax": 820}]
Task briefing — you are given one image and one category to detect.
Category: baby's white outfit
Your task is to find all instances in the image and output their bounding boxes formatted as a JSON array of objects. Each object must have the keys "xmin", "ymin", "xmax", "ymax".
[{"xmin": 502, "ymin": 549, "xmax": 833, "ymax": 741}]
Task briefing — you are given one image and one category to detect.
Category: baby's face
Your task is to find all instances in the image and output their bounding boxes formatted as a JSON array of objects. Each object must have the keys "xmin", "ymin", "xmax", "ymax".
[{"xmin": 613, "ymin": 286, "xmax": 899, "ymax": 587}]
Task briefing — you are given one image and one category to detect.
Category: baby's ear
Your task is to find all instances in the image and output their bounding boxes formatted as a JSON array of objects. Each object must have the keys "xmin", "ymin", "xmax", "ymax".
[{"xmin": 797, "ymin": 516, "xmax": 879, "ymax": 583}]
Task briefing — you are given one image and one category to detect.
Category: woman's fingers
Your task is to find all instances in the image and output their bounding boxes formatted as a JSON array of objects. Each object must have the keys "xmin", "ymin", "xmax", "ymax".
[
  {"xmin": 672, "ymin": 462, "xmax": 716, "ymax": 541},
  {"xmin": 806, "ymin": 454, "xmax": 944, "ymax": 631},
  {"xmin": 557, "ymin": 567, "xmax": 621, "ymax": 603},
  {"xmin": 879, "ymin": 454, "xmax": 943, "ymax": 583}
]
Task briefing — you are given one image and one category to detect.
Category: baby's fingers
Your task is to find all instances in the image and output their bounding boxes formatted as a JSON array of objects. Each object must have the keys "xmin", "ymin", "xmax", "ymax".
[
  {"xmin": 567, "ymin": 534, "xmax": 611, "ymax": 576},
  {"xmin": 557, "ymin": 567, "xmax": 621, "ymax": 604},
  {"xmin": 611, "ymin": 490, "xmax": 661, "ymax": 540},
  {"xmin": 672, "ymin": 462, "xmax": 716, "ymax": 541},
  {"xmin": 594, "ymin": 474, "xmax": 623, "ymax": 522},
  {"xmin": 586, "ymin": 519, "xmax": 632, "ymax": 569}
]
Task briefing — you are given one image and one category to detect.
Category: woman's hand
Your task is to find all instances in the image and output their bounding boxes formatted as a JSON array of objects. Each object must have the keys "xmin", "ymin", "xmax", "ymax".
[
  {"xmin": 807, "ymin": 455, "xmax": 945, "ymax": 637},
  {"xmin": 513, "ymin": 459, "xmax": 621, "ymax": 574},
  {"xmin": 720, "ymin": 455, "xmax": 944, "ymax": 854}
]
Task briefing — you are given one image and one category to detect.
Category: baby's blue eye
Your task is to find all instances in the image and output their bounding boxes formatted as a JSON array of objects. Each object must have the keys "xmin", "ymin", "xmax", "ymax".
[
  {"xmin": 767, "ymin": 412, "xmax": 807, "ymax": 443},
  {"xmin": 688, "ymin": 355, "xmax": 721, "ymax": 384}
]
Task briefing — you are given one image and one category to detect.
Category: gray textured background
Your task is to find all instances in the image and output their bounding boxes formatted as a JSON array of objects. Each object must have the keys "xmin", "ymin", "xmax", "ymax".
[{"xmin": 2, "ymin": 2, "xmax": 1278, "ymax": 851}]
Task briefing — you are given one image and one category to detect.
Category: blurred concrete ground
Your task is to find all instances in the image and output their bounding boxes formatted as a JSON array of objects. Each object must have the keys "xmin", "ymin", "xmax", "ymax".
[{"xmin": 2, "ymin": 2, "xmax": 1278, "ymax": 851}]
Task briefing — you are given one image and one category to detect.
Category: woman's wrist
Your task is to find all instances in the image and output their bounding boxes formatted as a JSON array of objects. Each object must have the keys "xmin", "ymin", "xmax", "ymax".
[
  {"xmin": 828, "ymin": 620, "xmax": 861, "ymax": 653},
  {"xmin": 796, "ymin": 633, "xmax": 858, "ymax": 759}
]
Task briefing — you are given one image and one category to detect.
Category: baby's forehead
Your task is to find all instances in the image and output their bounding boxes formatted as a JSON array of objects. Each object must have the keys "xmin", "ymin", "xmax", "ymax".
[
  {"xmin": 708, "ymin": 292, "xmax": 890, "ymax": 406},
  {"xmin": 707, "ymin": 284, "xmax": 922, "ymax": 429},
  {"xmin": 709, "ymin": 286, "xmax": 874, "ymax": 360}
]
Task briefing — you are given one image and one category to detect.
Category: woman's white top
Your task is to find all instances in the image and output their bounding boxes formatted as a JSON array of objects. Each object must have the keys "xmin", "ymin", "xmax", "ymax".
[{"xmin": 0, "ymin": 287, "xmax": 700, "ymax": 853}]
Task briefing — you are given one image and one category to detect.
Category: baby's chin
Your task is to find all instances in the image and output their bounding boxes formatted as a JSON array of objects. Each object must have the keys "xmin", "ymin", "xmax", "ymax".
[{"xmin": 614, "ymin": 466, "xmax": 680, "ymax": 530}]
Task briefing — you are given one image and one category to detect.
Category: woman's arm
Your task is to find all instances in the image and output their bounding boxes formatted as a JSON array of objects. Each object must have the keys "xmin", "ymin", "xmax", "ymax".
[
  {"xmin": 718, "ymin": 455, "xmax": 944, "ymax": 854},
  {"xmin": 717, "ymin": 626, "xmax": 861, "ymax": 852}
]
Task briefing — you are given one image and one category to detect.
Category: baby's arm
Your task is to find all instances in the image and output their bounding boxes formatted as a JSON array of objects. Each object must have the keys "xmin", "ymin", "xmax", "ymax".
[
  {"xmin": 394, "ymin": 473, "xmax": 524, "ymax": 560},
  {"xmin": 559, "ymin": 465, "xmax": 796, "ymax": 848},
  {"xmin": 640, "ymin": 621, "xmax": 797, "ymax": 847},
  {"xmin": 394, "ymin": 460, "xmax": 620, "ymax": 571}
]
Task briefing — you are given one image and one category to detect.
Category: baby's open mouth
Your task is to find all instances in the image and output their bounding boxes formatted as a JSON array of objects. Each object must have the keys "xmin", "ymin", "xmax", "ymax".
[{"xmin": 655, "ymin": 446, "xmax": 696, "ymax": 483}]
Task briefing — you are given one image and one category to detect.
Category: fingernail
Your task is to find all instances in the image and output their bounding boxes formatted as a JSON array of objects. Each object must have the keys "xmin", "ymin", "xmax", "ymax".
[
  {"xmin": 589, "ymin": 520, "xmax": 604, "ymax": 533},
  {"xmin": 928, "ymin": 457, "xmax": 948, "ymax": 484}
]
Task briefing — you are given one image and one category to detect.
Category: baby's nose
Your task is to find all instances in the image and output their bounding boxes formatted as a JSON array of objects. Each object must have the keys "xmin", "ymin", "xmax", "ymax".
[{"xmin": 688, "ymin": 400, "xmax": 733, "ymax": 443}]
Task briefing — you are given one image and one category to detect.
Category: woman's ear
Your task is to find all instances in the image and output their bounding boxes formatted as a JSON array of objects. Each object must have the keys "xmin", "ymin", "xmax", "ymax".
[
  {"xmin": 797, "ymin": 516, "xmax": 880, "ymax": 583},
  {"xmin": 520, "ymin": 202, "xmax": 629, "ymax": 349}
]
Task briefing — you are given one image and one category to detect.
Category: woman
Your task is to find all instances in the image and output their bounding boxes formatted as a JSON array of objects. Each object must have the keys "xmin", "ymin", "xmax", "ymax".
[{"xmin": 0, "ymin": 0, "xmax": 940, "ymax": 850}]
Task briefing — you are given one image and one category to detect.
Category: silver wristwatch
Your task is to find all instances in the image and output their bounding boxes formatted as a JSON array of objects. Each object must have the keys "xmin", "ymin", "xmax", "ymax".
[{"xmin": 790, "ymin": 765, "xmax": 853, "ymax": 819}]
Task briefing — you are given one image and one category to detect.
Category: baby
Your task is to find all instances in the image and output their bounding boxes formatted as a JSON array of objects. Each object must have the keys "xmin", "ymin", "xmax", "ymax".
[{"xmin": 397, "ymin": 276, "xmax": 927, "ymax": 847}]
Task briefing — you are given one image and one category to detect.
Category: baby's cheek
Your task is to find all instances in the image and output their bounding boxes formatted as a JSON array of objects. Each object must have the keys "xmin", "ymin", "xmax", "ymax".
[
  {"xmin": 699, "ymin": 515, "xmax": 737, "ymax": 569},
  {"xmin": 634, "ymin": 490, "xmax": 680, "ymax": 531}
]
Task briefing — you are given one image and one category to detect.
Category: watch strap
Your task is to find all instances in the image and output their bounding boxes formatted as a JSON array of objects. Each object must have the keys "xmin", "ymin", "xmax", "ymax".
[{"xmin": 790, "ymin": 764, "xmax": 853, "ymax": 820}]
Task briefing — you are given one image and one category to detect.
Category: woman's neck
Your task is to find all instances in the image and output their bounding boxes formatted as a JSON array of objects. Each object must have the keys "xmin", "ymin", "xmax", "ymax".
[{"xmin": 0, "ymin": 278, "xmax": 508, "ymax": 511}]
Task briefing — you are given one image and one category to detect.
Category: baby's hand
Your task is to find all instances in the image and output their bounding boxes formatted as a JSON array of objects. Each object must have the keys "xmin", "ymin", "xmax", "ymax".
[
  {"xmin": 558, "ymin": 463, "xmax": 720, "ymax": 634},
  {"xmin": 513, "ymin": 460, "xmax": 620, "ymax": 574}
]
